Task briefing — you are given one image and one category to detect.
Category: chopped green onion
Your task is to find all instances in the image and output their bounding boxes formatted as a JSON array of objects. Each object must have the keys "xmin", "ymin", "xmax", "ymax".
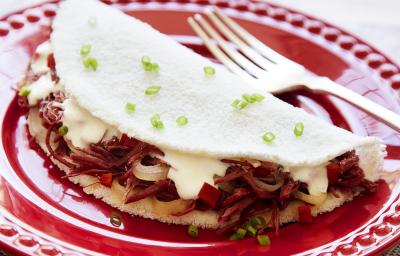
[
  {"xmin": 176, "ymin": 116, "xmax": 188, "ymax": 126},
  {"xmin": 244, "ymin": 221, "xmax": 252, "ymax": 230},
  {"xmin": 109, "ymin": 213, "xmax": 122, "ymax": 227},
  {"xmin": 17, "ymin": 80, "xmax": 26, "ymax": 88},
  {"xmin": 294, "ymin": 122, "xmax": 304, "ymax": 137},
  {"xmin": 244, "ymin": 216, "xmax": 261, "ymax": 236},
  {"xmin": 262, "ymin": 132, "xmax": 276, "ymax": 143},
  {"xmin": 83, "ymin": 57, "xmax": 98, "ymax": 71},
  {"xmin": 251, "ymin": 93, "xmax": 265, "ymax": 102},
  {"xmin": 249, "ymin": 216, "xmax": 262, "ymax": 228},
  {"xmin": 232, "ymin": 99, "xmax": 249, "ymax": 110},
  {"xmin": 229, "ymin": 233, "xmax": 241, "ymax": 240},
  {"xmin": 247, "ymin": 226, "xmax": 257, "ymax": 237},
  {"xmin": 19, "ymin": 87, "xmax": 31, "ymax": 97},
  {"xmin": 203, "ymin": 66, "xmax": 216, "ymax": 76},
  {"xmin": 233, "ymin": 92, "xmax": 264, "ymax": 110},
  {"xmin": 243, "ymin": 93, "xmax": 256, "ymax": 103},
  {"xmin": 187, "ymin": 224, "xmax": 198, "ymax": 238},
  {"xmin": 125, "ymin": 103, "xmax": 136, "ymax": 113},
  {"xmin": 88, "ymin": 16, "xmax": 97, "ymax": 27},
  {"xmin": 141, "ymin": 56, "xmax": 151, "ymax": 65},
  {"xmin": 257, "ymin": 235, "xmax": 271, "ymax": 246},
  {"xmin": 235, "ymin": 228, "xmax": 247, "ymax": 239},
  {"xmin": 58, "ymin": 125, "xmax": 68, "ymax": 136},
  {"xmin": 238, "ymin": 100, "xmax": 248, "ymax": 109},
  {"xmin": 140, "ymin": 56, "xmax": 159, "ymax": 72},
  {"xmin": 152, "ymin": 63, "xmax": 160, "ymax": 71},
  {"xmin": 80, "ymin": 44, "xmax": 92, "ymax": 56},
  {"xmin": 150, "ymin": 114, "xmax": 164, "ymax": 129},
  {"xmin": 83, "ymin": 59, "xmax": 90, "ymax": 69},
  {"xmin": 231, "ymin": 99, "xmax": 240, "ymax": 108},
  {"xmin": 141, "ymin": 56, "xmax": 152, "ymax": 71},
  {"xmin": 145, "ymin": 86, "xmax": 161, "ymax": 95},
  {"xmin": 141, "ymin": 56, "xmax": 160, "ymax": 72},
  {"xmin": 143, "ymin": 62, "xmax": 153, "ymax": 71},
  {"xmin": 231, "ymin": 217, "xmax": 269, "ymax": 241}
]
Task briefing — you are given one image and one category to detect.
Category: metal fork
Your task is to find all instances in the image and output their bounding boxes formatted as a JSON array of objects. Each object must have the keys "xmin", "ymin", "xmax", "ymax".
[{"xmin": 188, "ymin": 7, "xmax": 400, "ymax": 132}]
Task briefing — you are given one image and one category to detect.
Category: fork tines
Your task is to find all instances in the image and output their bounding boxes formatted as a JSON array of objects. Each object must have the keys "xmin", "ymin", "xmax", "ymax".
[{"xmin": 187, "ymin": 7, "xmax": 294, "ymax": 81}]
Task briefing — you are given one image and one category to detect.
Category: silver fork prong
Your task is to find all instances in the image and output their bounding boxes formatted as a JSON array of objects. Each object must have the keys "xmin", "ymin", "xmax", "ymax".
[
  {"xmin": 187, "ymin": 17, "xmax": 253, "ymax": 81},
  {"xmin": 204, "ymin": 8, "xmax": 276, "ymax": 71},
  {"xmin": 213, "ymin": 7, "xmax": 295, "ymax": 66},
  {"xmin": 194, "ymin": 14, "xmax": 268, "ymax": 79}
]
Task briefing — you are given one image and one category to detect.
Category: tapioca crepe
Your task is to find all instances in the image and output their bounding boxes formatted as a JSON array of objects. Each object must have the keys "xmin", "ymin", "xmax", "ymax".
[{"xmin": 20, "ymin": 0, "xmax": 385, "ymax": 232}]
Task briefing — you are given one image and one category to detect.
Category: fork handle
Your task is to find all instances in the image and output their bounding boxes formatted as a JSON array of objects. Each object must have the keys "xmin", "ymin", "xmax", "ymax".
[{"xmin": 303, "ymin": 77, "xmax": 400, "ymax": 132}]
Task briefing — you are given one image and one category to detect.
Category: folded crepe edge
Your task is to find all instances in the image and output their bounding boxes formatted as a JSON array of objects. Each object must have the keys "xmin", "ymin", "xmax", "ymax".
[{"xmin": 50, "ymin": 0, "xmax": 386, "ymax": 170}]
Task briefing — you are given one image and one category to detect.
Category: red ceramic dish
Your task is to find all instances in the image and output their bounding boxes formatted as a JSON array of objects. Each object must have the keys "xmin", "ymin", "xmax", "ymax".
[{"xmin": 0, "ymin": 0, "xmax": 400, "ymax": 255}]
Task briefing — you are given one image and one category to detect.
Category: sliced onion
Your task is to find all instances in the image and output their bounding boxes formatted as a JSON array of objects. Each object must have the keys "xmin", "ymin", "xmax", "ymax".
[
  {"xmin": 133, "ymin": 163, "xmax": 168, "ymax": 181},
  {"xmin": 213, "ymin": 174, "xmax": 234, "ymax": 193},
  {"xmin": 65, "ymin": 139, "xmax": 85, "ymax": 155},
  {"xmin": 230, "ymin": 158, "xmax": 261, "ymax": 168},
  {"xmin": 254, "ymin": 177, "xmax": 284, "ymax": 192},
  {"xmin": 217, "ymin": 181, "xmax": 235, "ymax": 193},
  {"xmin": 247, "ymin": 159, "xmax": 261, "ymax": 168},
  {"xmin": 151, "ymin": 197, "xmax": 193, "ymax": 215},
  {"xmin": 294, "ymin": 191, "xmax": 327, "ymax": 205}
]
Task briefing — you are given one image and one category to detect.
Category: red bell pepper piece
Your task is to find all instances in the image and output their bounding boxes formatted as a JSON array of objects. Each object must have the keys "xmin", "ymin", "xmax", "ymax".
[
  {"xmin": 198, "ymin": 182, "xmax": 221, "ymax": 208},
  {"xmin": 298, "ymin": 205, "xmax": 312, "ymax": 223},
  {"xmin": 47, "ymin": 53, "xmax": 59, "ymax": 82},
  {"xmin": 326, "ymin": 162, "xmax": 342, "ymax": 184},
  {"xmin": 47, "ymin": 53, "xmax": 56, "ymax": 71},
  {"xmin": 100, "ymin": 173, "xmax": 113, "ymax": 187}
]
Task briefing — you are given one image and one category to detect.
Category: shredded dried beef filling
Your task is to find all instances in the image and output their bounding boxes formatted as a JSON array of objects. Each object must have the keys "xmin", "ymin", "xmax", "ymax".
[
  {"xmin": 19, "ymin": 70, "xmax": 377, "ymax": 235},
  {"xmin": 44, "ymin": 122, "xmax": 377, "ymax": 234},
  {"xmin": 38, "ymin": 111, "xmax": 376, "ymax": 234},
  {"xmin": 327, "ymin": 151, "xmax": 376, "ymax": 193},
  {"xmin": 125, "ymin": 179, "xmax": 179, "ymax": 203},
  {"xmin": 39, "ymin": 91, "xmax": 65, "ymax": 125}
]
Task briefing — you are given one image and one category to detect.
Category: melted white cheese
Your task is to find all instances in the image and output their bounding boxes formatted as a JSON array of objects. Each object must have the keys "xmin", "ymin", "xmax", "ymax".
[
  {"xmin": 27, "ymin": 108, "xmax": 47, "ymax": 148},
  {"xmin": 162, "ymin": 149, "xmax": 227, "ymax": 200},
  {"xmin": 61, "ymin": 99, "xmax": 120, "ymax": 148},
  {"xmin": 27, "ymin": 74, "xmax": 62, "ymax": 106},
  {"xmin": 30, "ymin": 41, "xmax": 51, "ymax": 73},
  {"xmin": 289, "ymin": 165, "xmax": 328, "ymax": 196}
]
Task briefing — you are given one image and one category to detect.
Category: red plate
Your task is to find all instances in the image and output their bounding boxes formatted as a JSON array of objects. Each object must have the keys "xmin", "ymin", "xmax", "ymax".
[{"xmin": 0, "ymin": 1, "xmax": 400, "ymax": 255}]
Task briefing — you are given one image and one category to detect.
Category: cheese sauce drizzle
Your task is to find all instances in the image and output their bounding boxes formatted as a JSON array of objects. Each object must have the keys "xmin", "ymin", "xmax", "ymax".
[
  {"xmin": 27, "ymin": 74, "xmax": 62, "ymax": 106},
  {"xmin": 289, "ymin": 165, "xmax": 328, "ymax": 196},
  {"xmin": 61, "ymin": 99, "xmax": 120, "ymax": 148},
  {"xmin": 161, "ymin": 149, "xmax": 228, "ymax": 199},
  {"xmin": 30, "ymin": 41, "xmax": 52, "ymax": 73}
]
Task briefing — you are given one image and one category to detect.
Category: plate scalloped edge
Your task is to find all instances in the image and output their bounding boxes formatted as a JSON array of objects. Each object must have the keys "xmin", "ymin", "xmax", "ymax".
[{"xmin": 0, "ymin": 0, "xmax": 399, "ymax": 255}]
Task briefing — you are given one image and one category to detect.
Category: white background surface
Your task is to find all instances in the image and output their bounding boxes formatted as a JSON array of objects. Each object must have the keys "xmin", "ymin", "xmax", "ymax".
[
  {"xmin": 267, "ymin": 0, "xmax": 400, "ymax": 65},
  {"xmin": 0, "ymin": 0, "xmax": 399, "ymax": 64}
]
